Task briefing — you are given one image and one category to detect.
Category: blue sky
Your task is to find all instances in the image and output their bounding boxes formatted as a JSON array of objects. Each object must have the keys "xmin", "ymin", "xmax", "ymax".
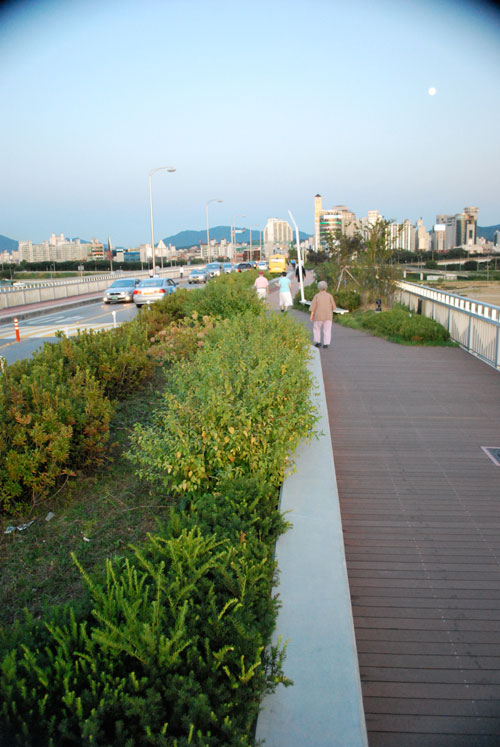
[{"xmin": 1, "ymin": 0, "xmax": 499, "ymax": 246}]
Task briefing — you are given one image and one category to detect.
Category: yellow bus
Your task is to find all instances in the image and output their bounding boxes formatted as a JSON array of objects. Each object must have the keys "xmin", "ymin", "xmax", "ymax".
[{"xmin": 268, "ymin": 254, "xmax": 287, "ymax": 274}]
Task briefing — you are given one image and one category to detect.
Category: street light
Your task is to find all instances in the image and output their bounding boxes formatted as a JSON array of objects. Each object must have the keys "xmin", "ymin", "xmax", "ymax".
[
  {"xmin": 232, "ymin": 214, "xmax": 246, "ymax": 259},
  {"xmin": 149, "ymin": 166, "xmax": 176, "ymax": 275},
  {"xmin": 288, "ymin": 210, "xmax": 306, "ymax": 305},
  {"xmin": 206, "ymin": 199, "xmax": 223, "ymax": 261}
]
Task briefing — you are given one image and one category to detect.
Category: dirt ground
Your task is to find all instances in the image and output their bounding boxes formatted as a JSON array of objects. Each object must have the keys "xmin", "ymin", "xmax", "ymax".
[{"xmin": 429, "ymin": 280, "xmax": 500, "ymax": 307}]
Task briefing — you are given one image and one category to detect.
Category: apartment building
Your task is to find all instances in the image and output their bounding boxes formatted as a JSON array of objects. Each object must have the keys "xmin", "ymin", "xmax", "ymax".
[{"xmin": 314, "ymin": 195, "xmax": 357, "ymax": 249}]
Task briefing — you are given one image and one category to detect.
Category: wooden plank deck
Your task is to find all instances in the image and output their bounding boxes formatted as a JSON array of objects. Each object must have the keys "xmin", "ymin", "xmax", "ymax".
[{"xmin": 320, "ymin": 323, "xmax": 500, "ymax": 746}]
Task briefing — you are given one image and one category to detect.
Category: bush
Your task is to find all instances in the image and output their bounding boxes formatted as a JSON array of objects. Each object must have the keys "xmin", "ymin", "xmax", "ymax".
[
  {"xmin": 0, "ymin": 302, "xmax": 316, "ymax": 744},
  {"xmin": 39, "ymin": 323, "xmax": 155, "ymax": 400},
  {"xmin": 293, "ymin": 283, "xmax": 362, "ymax": 312},
  {"xmin": 0, "ymin": 504, "xmax": 287, "ymax": 746},
  {"xmin": 0, "ymin": 360, "xmax": 113, "ymax": 513},
  {"xmin": 340, "ymin": 306, "xmax": 451, "ymax": 344},
  {"xmin": 129, "ymin": 312, "xmax": 317, "ymax": 495},
  {"xmin": 181, "ymin": 273, "xmax": 263, "ymax": 320}
]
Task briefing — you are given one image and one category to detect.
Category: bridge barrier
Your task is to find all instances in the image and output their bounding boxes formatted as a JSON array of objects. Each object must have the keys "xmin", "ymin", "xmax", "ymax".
[
  {"xmin": 0, "ymin": 268, "xmax": 180, "ymax": 310},
  {"xmin": 397, "ymin": 280, "xmax": 500, "ymax": 371}
]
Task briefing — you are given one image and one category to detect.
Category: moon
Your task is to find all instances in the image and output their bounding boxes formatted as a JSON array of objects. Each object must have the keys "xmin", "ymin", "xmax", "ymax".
[{"xmin": 428, "ymin": 87, "xmax": 437, "ymax": 96}]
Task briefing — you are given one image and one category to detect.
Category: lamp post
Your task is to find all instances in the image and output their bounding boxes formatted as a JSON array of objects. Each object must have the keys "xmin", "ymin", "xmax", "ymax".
[
  {"xmin": 288, "ymin": 210, "xmax": 306, "ymax": 305},
  {"xmin": 149, "ymin": 166, "xmax": 176, "ymax": 276},
  {"xmin": 205, "ymin": 199, "xmax": 222, "ymax": 261},
  {"xmin": 232, "ymin": 214, "xmax": 246, "ymax": 259}
]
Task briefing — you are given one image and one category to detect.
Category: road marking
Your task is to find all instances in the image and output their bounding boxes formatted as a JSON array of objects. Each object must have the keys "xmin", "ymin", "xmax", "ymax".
[{"xmin": 0, "ymin": 322, "xmax": 115, "ymax": 342}]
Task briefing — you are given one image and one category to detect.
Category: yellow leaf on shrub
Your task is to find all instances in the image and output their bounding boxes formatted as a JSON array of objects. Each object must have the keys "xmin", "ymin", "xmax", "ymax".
[
  {"xmin": 228, "ymin": 426, "xmax": 235, "ymax": 434},
  {"xmin": 176, "ymin": 451, "xmax": 181, "ymax": 459}
]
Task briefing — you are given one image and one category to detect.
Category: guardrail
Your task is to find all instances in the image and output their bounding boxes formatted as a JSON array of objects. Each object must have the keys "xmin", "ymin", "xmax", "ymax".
[
  {"xmin": 0, "ymin": 268, "xmax": 181, "ymax": 310},
  {"xmin": 397, "ymin": 280, "xmax": 500, "ymax": 371}
]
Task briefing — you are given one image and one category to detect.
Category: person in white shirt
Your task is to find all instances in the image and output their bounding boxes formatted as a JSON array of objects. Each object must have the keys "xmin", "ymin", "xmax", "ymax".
[{"xmin": 253, "ymin": 270, "xmax": 269, "ymax": 300}]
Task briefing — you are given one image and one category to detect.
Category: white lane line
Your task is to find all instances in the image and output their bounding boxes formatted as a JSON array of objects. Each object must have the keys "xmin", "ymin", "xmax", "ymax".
[{"xmin": 0, "ymin": 323, "xmax": 114, "ymax": 341}]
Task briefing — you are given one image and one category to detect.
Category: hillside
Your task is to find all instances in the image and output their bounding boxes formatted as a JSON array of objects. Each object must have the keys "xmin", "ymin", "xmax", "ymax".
[
  {"xmin": 162, "ymin": 225, "xmax": 310, "ymax": 248},
  {"xmin": 477, "ymin": 224, "xmax": 500, "ymax": 242},
  {"xmin": 0, "ymin": 235, "xmax": 18, "ymax": 252}
]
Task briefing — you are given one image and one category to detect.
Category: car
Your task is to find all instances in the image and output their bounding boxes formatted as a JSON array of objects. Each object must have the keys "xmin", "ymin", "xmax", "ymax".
[
  {"xmin": 188, "ymin": 268, "xmax": 208, "ymax": 284},
  {"xmin": 222, "ymin": 262, "xmax": 234, "ymax": 274},
  {"xmin": 256, "ymin": 260, "xmax": 268, "ymax": 271},
  {"xmin": 133, "ymin": 277, "xmax": 177, "ymax": 307},
  {"xmin": 205, "ymin": 262, "xmax": 222, "ymax": 277},
  {"xmin": 12, "ymin": 281, "xmax": 27, "ymax": 288},
  {"xmin": 235, "ymin": 262, "xmax": 253, "ymax": 272},
  {"xmin": 102, "ymin": 277, "xmax": 141, "ymax": 303}
]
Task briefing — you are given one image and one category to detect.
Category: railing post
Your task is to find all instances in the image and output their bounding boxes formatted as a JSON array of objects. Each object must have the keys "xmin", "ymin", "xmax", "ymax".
[
  {"xmin": 467, "ymin": 315, "xmax": 472, "ymax": 351},
  {"xmin": 496, "ymin": 326, "xmax": 500, "ymax": 370}
]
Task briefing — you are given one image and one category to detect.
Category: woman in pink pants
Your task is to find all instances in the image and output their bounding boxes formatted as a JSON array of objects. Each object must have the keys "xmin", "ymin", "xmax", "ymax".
[{"xmin": 309, "ymin": 281, "xmax": 336, "ymax": 349}]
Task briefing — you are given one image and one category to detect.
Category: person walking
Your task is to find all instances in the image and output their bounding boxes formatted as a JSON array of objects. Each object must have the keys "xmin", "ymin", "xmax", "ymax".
[
  {"xmin": 295, "ymin": 262, "xmax": 306, "ymax": 280},
  {"xmin": 310, "ymin": 280, "xmax": 336, "ymax": 349},
  {"xmin": 253, "ymin": 269, "xmax": 269, "ymax": 300},
  {"xmin": 278, "ymin": 271, "xmax": 293, "ymax": 312},
  {"xmin": 179, "ymin": 266, "xmax": 184, "ymax": 279}
]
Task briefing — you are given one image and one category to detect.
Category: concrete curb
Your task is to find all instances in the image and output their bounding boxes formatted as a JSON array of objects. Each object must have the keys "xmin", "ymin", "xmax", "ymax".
[{"xmin": 255, "ymin": 347, "xmax": 368, "ymax": 747}]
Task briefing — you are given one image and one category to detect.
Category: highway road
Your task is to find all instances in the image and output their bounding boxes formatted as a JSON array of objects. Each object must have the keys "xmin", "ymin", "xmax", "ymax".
[{"xmin": 1, "ymin": 300, "xmax": 141, "ymax": 365}]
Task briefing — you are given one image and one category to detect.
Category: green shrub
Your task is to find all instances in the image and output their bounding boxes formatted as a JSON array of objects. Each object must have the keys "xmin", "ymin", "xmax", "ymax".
[
  {"xmin": 344, "ymin": 307, "xmax": 451, "ymax": 344},
  {"xmin": 39, "ymin": 323, "xmax": 154, "ymax": 400},
  {"xmin": 293, "ymin": 283, "xmax": 361, "ymax": 312},
  {"xmin": 0, "ymin": 279, "xmax": 317, "ymax": 745},
  {"xmin": 0, "ymin": 518, "xmax": 287, "ymax": 746},
  {"xmin": 129, "ymin": 312, "xmax": 317, "ymax": 494},
  {"xmin": 147, "ymin": 313, "xmax": 215, "ymax": 366},
  {"xmin": 181, "ymin": 273, "xmax": 263, "ymax": 320},
  {"xmin": 0, "ymin": 361, "xmax": 113, "ymax": 513}
]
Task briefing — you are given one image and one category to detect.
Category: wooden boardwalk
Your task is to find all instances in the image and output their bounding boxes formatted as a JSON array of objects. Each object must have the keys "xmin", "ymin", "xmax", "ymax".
[{"xmin": 320, "ymin": 324, "xmax": 500, "ymax": 746}]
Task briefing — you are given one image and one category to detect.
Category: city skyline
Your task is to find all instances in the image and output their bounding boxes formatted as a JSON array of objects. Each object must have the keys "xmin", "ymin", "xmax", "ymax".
[{"xmin": 1, "ymin": 0, "xmax": 500, "ymax": 245}]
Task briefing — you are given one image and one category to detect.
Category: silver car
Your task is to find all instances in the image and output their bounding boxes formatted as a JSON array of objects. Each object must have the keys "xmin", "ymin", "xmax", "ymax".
[
  {"xmin": 205, "ymin": 262, "xmax": 222, "ymax": 277},
  {"xmin": 188, "ymin": 269, "xmax": 209, "ymax": 284},
  {"xmin": 103, "ymin": 277, "xmax": 141, "ymax": 303},
  {"xmin": 133, "ymin": 277, "xmax": 177, "ymax": 307}
]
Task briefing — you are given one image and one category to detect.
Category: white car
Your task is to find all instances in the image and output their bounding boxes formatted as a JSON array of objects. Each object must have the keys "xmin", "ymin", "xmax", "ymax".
[{"xmin": 256, "ymin": 261, "xmax": 268, "ymax": 271}]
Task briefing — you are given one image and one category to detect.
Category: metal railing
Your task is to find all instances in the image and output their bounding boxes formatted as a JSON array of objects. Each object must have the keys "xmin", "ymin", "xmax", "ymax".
[
  {"xmin": 0, "ymin": 268, "xmax": 181, "ymax": 310},
  {"xmin": 397, "ymin": 280, "xmax": 500, "ymax": 371}
]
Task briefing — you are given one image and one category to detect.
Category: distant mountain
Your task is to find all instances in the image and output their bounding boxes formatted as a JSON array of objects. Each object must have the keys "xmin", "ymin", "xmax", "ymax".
[
  {"xmin": 0, "ymin": 234, "xmax": 18, "ymax": 252},
  {"xmin": 477, "ymin": 224, "xmax": 500, "ymax": 241},
  {"xmin": 162, "ymin": 225, "xmax": 310, "ymax": 249}
]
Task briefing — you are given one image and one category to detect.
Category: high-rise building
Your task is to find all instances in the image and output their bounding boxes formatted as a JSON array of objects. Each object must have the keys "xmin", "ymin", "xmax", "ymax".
[
  {"xmin": 388, "ymin": 220, "xmax": 416, "ymax": 252},
  {"xmin": 263, "ymin": 218, "xmax": 292, "ymax": 256},
  {"xmin": 314, "ymin": 195, "xmax": 356, "ymax": 249},
  {"xmin": 435, "ymin": 207, "xmax": 478, "ymax": 250},
  {"xmin": 358, "ymin": 210, "xmax": 383, "ymax": 238},
  {"xmin": 415, "ymin": 218, "xmax": 430, "ymax": 253},
  {"xmin": 432, "ymin": 224, "xmax": 447, "ymax": 253}
]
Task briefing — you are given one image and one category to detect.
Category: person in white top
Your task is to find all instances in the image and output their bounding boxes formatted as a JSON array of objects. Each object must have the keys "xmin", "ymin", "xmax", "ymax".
[{"xmin": 253, "ymin": 270, "xmax": 269, "ymax": 300}]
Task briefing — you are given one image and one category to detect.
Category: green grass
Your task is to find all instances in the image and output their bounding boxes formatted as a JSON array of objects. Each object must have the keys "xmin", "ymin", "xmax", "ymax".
[
  {"xmin": 334, "ymin": 305, "xmax": 458, "ymax": 346},
  {"xmin": 0, "ymin": 369, "xmax": 172, "ymax": 628}
]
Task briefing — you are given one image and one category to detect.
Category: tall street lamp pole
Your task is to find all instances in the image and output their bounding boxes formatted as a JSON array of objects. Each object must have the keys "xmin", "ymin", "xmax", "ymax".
[
  {"xmin": 288, "ymin": 210, "xmax": 306, "ymax": 305},
  {"xmin": 149, "ymin": 166, "xmax": 176, "ymax": 275},
  {"xmin": 205, "ymin": 199, "xmax": 222, "ymax": 261},
  {"xmin": 232, "ymin": 214, "xmax": 246, "ymax": 259}
]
